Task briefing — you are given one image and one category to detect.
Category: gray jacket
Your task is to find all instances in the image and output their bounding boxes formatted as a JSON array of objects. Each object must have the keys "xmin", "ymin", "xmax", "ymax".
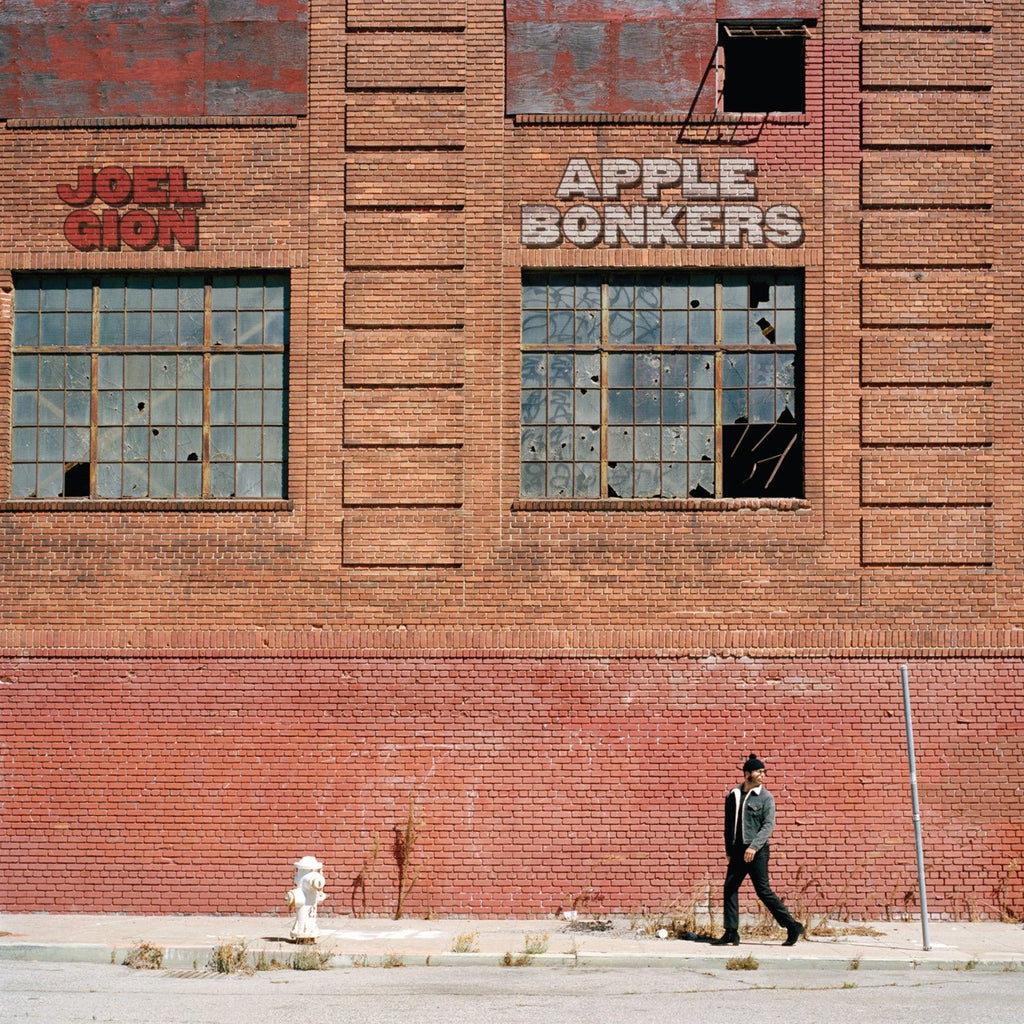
[{"xmin": 724, "ymin": 785, "xmax": 776, "ymax": 854}]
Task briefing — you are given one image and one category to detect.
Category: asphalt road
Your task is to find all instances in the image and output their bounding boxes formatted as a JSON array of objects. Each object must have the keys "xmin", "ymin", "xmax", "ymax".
[{"xmin": 3, "ymin": 960, "xmax": 1022, "ymax": 1024}]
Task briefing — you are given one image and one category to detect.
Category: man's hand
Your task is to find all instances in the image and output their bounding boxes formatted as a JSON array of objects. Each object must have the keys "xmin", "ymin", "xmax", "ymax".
[{"xmin": 744, "ymin": 847, "xmax": 756, "ymax": 863}]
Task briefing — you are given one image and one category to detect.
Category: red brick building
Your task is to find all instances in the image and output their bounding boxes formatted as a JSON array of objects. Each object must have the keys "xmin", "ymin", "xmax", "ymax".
[{"xmin": 1, "ymin": 1, "xmax": 1021, "ymax": 922}]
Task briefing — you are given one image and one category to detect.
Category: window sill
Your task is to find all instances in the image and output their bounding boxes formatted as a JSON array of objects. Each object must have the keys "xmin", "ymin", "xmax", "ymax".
[
  {"xmin": 512, "ymin": 498, "xmax": 809, "ymax": 513},
  {"xmin": 0, "ymin": 499, "xmax": 293, "ymax": 513}
]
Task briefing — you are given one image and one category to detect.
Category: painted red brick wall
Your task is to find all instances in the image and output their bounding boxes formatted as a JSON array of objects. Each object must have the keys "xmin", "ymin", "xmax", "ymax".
[
  {"xmin": 506, "ymin": 0, "xmax": 822, "ymax": 115},
  {"xmin": 2, "ymin": 655, "xmax": 1021, "ymax": 920},
  {"xmin": 0, "ymin": 0, "xmax": 308, "ymax": 118}
]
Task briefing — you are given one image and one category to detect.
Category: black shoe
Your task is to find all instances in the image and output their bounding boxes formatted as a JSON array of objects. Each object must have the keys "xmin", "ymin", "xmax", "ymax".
[
  {"xmin": 711, "ymin": 930, "xmax": 740, "ymax": 946},
  {"xmin": 783, "ymin": 923, "xmax": 805, "ymax": 946}
]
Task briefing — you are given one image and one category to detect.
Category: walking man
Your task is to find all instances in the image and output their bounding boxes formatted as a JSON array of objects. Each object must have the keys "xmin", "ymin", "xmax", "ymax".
[{"xmin": 711, "ymin": 754, "xmax": 804, "ymax": 946}]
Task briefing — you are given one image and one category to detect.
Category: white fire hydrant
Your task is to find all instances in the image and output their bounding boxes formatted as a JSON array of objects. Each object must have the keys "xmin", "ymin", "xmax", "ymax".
[{"xmin": 286, "ymin": 855, "xmax": 327, "ymax": 942}]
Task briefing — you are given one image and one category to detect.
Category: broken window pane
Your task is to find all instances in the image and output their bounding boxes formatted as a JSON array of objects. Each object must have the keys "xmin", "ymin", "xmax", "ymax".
[
  {"xmin": 520, "ymin": 270, "xmax": 802, "ymax": 500},
  {"xmin": 574, "ymin": 463, "xmax": 600, "ymax": 498},
  {"xmin": 723, "ymin": 388, "xmax": 747, "ymax": 424},
  {"xmin": 607, "ymin": 461, "xmax": 633, "ymax": 498},
  {"xmin": 608, "ymin": 427, "xmax": 633, "ymax": 462},
  {"xmin": 548, "ymin": 426, "xmax": 573, "ymax": 462},
  {"xmin": 150, "ymin": 426, "xmax": 175, "ymax": 462},
  {"xmin": 575, "ymin": 427, "xmax": 600, "ymax": 462},
  {"xmin": 548, "ymin": 463, "xmax": 573, "ymax": 497},
  {"xmin": 210, "ymin": 463, "xmax": 235, "ymax": 498},
  {"xmin": 576, "ymin": 310, "xmax": 600, "ymax": 344}
]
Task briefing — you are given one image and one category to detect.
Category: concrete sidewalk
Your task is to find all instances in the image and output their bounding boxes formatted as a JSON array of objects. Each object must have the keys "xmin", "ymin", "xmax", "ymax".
[{"xmin": 1, "ymin": 913, "xmax": 1022, "ymax": 972}]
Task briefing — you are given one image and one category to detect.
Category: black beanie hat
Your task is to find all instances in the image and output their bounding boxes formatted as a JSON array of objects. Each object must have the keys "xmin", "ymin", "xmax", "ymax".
[{"xmin": 743, "ymin": 754, "xmax": 766, "ymax": 772}]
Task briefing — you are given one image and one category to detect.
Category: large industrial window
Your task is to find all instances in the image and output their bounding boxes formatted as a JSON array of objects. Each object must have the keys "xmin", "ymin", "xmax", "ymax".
[
  {"xmin": 521, "ymin": 270, "xmax": 802, "ymax": 500},
  {"xmin": 12, "ymin": 272, "xmax": 288, "ymax": 500},
  {"xmin": 719, "ymin": 22, "xmax": 808, "ymax": 114}
]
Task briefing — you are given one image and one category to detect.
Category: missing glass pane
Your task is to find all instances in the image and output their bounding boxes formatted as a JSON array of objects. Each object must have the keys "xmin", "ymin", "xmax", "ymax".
[
  {"xmin": 521, "ymin": 270, "xmax": 803, "ymax": 501},
  {"xmin": 720, "ymin": 25, "xmax": 806, "ymax": 114}
]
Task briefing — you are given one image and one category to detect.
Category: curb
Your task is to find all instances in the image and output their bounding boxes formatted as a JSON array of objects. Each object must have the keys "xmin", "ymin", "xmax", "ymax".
[{"xmin": 2, "ymin": 942, "xmax": 1022, "ymax": 974}]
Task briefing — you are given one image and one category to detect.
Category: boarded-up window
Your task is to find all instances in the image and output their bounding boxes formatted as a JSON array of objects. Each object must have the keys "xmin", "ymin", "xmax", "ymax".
[
  {"xmin": 0, "ymin": 1, "xmax": 308, "ymax": 119},
  {"xmin": 506, "ymin": 1, "xmax": 819, "ymax": 117}
]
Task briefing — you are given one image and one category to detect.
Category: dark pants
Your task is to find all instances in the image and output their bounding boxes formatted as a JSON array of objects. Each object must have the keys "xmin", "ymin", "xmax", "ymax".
[{"xmin": 722, "ymin": 844, "xmax": 798, "ymax": 932}]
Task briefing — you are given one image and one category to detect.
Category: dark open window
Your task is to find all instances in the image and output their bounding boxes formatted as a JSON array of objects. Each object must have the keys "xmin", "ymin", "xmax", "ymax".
[{"xmin": 719, "ymin": 22, "xmax": 808, "ymax": 114}]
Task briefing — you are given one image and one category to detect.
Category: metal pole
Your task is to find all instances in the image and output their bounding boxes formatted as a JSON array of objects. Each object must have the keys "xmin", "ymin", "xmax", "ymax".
[{"xmin": 900, "ymin": 663, "xmax": 931, "ymax": 950}]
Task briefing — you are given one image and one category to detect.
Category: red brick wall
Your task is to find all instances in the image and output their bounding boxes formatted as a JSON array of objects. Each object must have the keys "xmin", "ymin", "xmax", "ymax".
[
  {"xmin": 0, "ymin": 0, "xmax": 1021, "ymax": 920},
  {"xmin": 2, "ymin": 655, "xmax": 1021, "ymax": 920},
  {"xmin": 0, "ymin": 0, "xmax": 1013, "ymax": 639}
]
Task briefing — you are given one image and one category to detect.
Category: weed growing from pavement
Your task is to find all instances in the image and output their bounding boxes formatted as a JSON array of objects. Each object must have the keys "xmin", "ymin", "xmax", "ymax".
[
  {"xmin": 208, "ymin": 940, "xmax": 254, "ymax": 975},
  {"xmin": 502, "ymin": 951, "xmax": 533, "ymax": 967},
  {"xmin": 123, "ymin": 942, "xmax": 164, "ymax": 970},
  {"xmin": 253, "ymin": 950, "xmax": 288, "ymax": 971},
  {"xmin": 501, "ymin": 931, "xmax": 549, "ymax": 967},
  {"xmin": 451, "ymin": 930, "xmax": 480, "ymax": 953},
  {"xmin": 393, "ymin": 801, "xmax": 422, "ymax": 920},
  {"xmin": 207, "ymin": 940, "xmax": 334, "ymax": 974},
  {"xmin": 726, "ymin": 954, "xmax": 760, "ymax": 970},
  {"xmin": 291, "ymin": 947, "xmax": 334, "ymax": 970},
  {"xmin": 630, "ymin": 885, "xmax": 718, "ymax": 939}
]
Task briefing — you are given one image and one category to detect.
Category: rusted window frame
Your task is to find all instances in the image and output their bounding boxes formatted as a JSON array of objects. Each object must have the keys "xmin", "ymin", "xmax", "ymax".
[
  {"xmin": 520, "ymin": 270, "xmax": 803, "ymax": 502},
  {"xmin": 11, "ymin": 272, "xmax": 288, "ymax": 501}
]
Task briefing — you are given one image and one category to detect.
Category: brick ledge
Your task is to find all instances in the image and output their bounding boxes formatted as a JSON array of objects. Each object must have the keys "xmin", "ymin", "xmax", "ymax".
[{"xmin": 1, "ymin": 627, "xmax": 1023, "ymax": 660}]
